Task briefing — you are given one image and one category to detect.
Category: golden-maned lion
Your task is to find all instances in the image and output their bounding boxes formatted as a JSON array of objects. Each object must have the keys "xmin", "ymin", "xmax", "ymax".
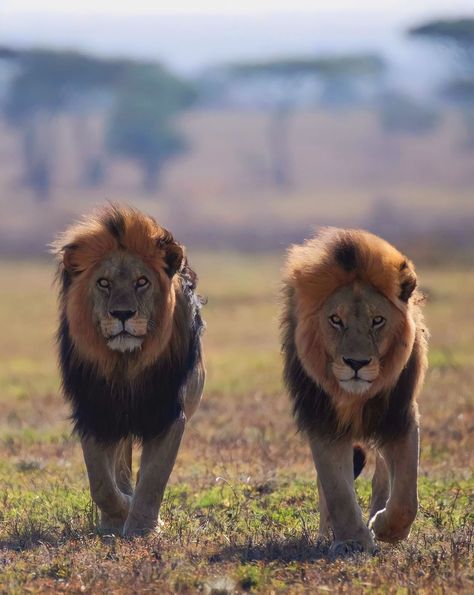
[
  {"xmin": 281, "ymin": 228, "xmax": 428, "ymax": 554},
  {"xmin": 53, "ymin": 205, "xmax": 205, "ymax": 537}
]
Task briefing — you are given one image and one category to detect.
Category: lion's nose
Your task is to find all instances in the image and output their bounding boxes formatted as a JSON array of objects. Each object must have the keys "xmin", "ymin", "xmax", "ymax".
[
  {"xmin": 110, "ymin": 310, "xmax": 137, "ymax": 323},
  {"xmin": 343, "ymin": 357, "xmax": 371, "ymax": 372}
]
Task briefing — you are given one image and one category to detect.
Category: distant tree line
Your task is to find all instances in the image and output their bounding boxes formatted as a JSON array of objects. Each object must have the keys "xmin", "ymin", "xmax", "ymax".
[
  {"xmin": 0, "ymin": 48, "xmax": 195, "ymax": 201},
  {"xmin": 0, "ymin": 17, "xmax": 472, "ymax": 200},
  {"xmin": 409, "ymin": 18, "xmax": 474, "ymax": 148}
]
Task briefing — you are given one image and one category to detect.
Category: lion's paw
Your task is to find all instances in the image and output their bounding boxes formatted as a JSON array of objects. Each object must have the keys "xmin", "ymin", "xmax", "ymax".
[
  {"xmin": 329, "ymin": 539, "xmax": 378, "ymax": 558},
  {"xmin": 369, "ymin": 509, "xmax": 413, "ymax": 543},
  {"xmin": 122, "ymin": 513, "xmax": 163, "ymax": 538},
  {"xmin": 98, "ymin": 514, "xmax": 127, "ymax": 536}
]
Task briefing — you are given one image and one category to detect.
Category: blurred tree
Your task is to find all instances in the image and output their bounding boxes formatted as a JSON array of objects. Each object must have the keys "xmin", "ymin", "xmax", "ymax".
[
  {"xmin": 378, "ymin": 92, "xmax": 440, "ymax": 135},
  {"xmin": 3, "ymin": 49, "xmax": 131, "ymax": 199},
  {"xmin": 409, "ymin": 18, "xmax": 474, "ymax": 149},
  {"xmin": 0, "ymin": 46, "xmax": 19, "ymax": 60},
  {"xmin": 106, "ymin": 64, "xmax": 195, "ymax": 193},
  {"xmin": 408, "ymin": 19, "xmax": 474, "ymax": 69},
  {"xmin": 376, "ymin": 92, "xmax": 441, "ymax": 164},
  {"xmin": 226, "ymin": 55, "xmax": 385, "ymax": 189}
]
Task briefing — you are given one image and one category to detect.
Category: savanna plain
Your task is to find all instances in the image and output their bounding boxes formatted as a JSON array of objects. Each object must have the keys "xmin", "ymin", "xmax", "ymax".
[{"xmin": 0, "ymin": 253, "xmax": 472, "ymax": 593}]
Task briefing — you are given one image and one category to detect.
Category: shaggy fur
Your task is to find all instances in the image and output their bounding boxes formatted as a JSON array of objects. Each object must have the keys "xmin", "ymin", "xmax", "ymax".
[
  {"xmin": 54, "ymin": 205, "xmax": 204, "ymax": 444},
  {"xmin": 281, "ymin": 227, "xmax": 428, "ymax": 444}
]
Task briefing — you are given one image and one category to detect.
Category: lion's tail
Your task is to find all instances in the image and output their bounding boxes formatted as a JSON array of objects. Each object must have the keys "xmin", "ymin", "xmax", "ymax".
[{"xmin": 353, "ymin": 445, "xmax": 366, "ymax": 479}]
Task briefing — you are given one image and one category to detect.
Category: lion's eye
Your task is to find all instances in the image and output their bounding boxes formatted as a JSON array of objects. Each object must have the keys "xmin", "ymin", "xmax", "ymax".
[
  {"xmin": 136, "ymin": 276, "xmax": 149, "ymax": 289},
  {"xmin": 97, "ymin": 278, "xmax": 110, "ymax": 289},
  {"xmin": 373, "ymin": 316, "xmax": 386, "ymax": 328},
  {"xmin": 329, "ymin": 314, "xmax": 343, "ymax": 328}
]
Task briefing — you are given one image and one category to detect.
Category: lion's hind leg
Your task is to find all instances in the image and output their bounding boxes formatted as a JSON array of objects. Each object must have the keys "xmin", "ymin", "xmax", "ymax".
[
  {"xmin": 115, "ymin": 437, "xmax": 133, "ymax": 497},
  {"xmin": 182, "ymin": 352, "xmax": 205, "ymax": 421},
  {"xmin": 317, "ymin": 476, "xmax": 332, "ymax": 538},
  {"xmin": 370, "ymin": 451, "xmax": 390, "ymax": 520},
  {"xmin": 81, "ymin": 437, "xmax": 132, "ymax": 535}
]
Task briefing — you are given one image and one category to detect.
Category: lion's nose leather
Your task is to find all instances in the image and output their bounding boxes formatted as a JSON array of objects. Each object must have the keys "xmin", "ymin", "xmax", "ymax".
[
  {"xmin": 343, "ymin": 357, "xmax": 371, "ymax": 372},
  {"xmin": 110, "ymin": 310, "xmax": 137, "ymax": 323}
]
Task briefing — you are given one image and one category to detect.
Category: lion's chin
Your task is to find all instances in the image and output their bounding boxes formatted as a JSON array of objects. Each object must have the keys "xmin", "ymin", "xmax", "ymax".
[
  {"xmin": 338, "ymin": 378, "xmax": 373, "ymax": 395},
  {"xmin": 106, "ymin": 334, "xmax": 144, "ymax": 353}
]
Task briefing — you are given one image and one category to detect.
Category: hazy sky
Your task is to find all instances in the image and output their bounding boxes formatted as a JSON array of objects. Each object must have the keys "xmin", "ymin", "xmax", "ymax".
[
  {"xmin": 3, "ymin": 0, "xmax": 474, "ymax": 16},
  {"xmin": 1, "ymin": 0, "xmax": 473, "ymax": 76}
]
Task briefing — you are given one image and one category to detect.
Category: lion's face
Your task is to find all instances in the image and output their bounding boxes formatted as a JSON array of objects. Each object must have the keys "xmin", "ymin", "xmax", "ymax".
[
  {"xmin": 90, "ymin": 251, "xmax": 159, "ymax": 353},
  {"xmin": 318, "ymin": 282, "xmax": 403, "ymax": 395}
]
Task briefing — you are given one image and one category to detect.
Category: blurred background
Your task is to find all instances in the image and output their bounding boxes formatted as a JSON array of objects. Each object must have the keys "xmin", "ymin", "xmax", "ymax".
[{"xmin": 0, "ymin": 1, "xmax": 473, "ymax": 259}]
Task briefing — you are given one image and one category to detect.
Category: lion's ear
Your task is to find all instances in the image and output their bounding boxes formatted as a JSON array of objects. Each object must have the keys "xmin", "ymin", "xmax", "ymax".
[
  {"xmin": 157, "ymin": 232, "xmax": 184, "ymax": 278},
  {"xmin": 62, "ymin": 243, "xmax": 80, "ymax": 274},
  {"xmin": 165, "ymin": 243, "xmax": 184, "ymax": 278},
  {"xmin": 399, "ymin": 259, "xmax": 417, "ymax": 302}
]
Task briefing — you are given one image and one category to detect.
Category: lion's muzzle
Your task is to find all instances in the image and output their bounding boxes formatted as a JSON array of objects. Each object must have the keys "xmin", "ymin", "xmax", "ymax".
[
  {"xmin": 332, "ymin": 356, "xmax": 380, "ymax": 395},
  {"xmin": 100, "ymin": 312, "xmax": 149, "ymax": 353}
]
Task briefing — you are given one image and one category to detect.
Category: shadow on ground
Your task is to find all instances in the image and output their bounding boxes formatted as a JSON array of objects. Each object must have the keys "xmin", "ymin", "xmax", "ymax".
[{"xmin": 209, "ymin": 536, "xmax": 331, "ymax": 563}]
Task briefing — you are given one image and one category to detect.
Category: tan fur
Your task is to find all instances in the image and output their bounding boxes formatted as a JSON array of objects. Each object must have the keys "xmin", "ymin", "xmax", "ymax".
[
  {"xmin": 282, "ymin": 227, "xmax": 428, "ymax": 552},
  {"xmin": 53, "ymin": 205, "xmax": 205, "ymax": 537}
]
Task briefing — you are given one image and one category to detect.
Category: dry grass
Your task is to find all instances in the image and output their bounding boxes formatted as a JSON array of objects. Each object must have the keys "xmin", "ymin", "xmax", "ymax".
[{"xmin": 0, "ymin": 254, "xmax": 473, "ymax": 593}]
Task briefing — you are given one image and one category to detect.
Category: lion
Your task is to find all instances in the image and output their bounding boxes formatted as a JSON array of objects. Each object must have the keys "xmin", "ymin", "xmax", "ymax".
[
  {"xmin": 281, "ymin": 228, "xmax": 428, "ymax": 554},
  {"xmin": 53, "ymin": 205, "xmax": 205, "ymax": 537}
]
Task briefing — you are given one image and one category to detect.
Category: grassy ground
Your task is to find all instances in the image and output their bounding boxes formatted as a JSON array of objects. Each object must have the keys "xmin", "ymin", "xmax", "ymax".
[{"xmin": 0, "ymin": 254, "xmax": 473, "ymax": 593}]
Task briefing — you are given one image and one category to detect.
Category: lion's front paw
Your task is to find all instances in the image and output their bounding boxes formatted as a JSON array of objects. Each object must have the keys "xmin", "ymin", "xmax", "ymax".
[
  {"xmin": 329, "ymin": 539, "xmax": 378, "ymax": 558},
  {"xmin": 99, "ymin": 513, "xmax": 127, "ymax": 536},
  {"xmin": 98, "ymin": 494, "xmax": 132, "ymax": 536},
  {"xmin": 369, "ymin": 508, "xmax": 414, "ymax": 543},
  {"xmin": 122, "ymin": 513, "xmax": 164, "ymax": 538}
]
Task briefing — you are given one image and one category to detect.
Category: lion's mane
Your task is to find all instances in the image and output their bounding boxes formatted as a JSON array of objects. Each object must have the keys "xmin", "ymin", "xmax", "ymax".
[
  {"xmin": 281, "ymin": 228, "xmax": 428, "ymax": 443},
  {"xmin": 53, "ymin": 205, "xmax": 204, "ymax": 443}
]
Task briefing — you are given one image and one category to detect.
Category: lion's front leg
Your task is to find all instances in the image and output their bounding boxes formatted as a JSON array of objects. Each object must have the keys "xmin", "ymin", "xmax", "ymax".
[
  {"xmin": 81, "ymin": 437, "xmax": 132, "ymax": 534},
  {"xmin": 123, "ymin": 414, "xmax": 185, "ymax": 537},
  {"xmin": 369, "ymin": 424, "xmax": 419, "ymax": 543},
  {"xmin": 309, "ymin": 435, "xmax": 375, "ymax": 555}
]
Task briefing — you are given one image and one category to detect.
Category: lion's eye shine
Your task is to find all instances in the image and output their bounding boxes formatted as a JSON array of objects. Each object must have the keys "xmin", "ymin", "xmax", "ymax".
[
  {"xmin": 372, "ymin": 316, "xmax": 386, "ymax": 328},
  {"xmin": 136, "ymin": 276, "xmax": 150, "ymax": 289},
  {"xmin": 97, "ymin": 278, "xmax": 110, "ymax": 290},
  {"xmin": 329, "ymin": 314, "xmax": 343, "ymax": 328}
]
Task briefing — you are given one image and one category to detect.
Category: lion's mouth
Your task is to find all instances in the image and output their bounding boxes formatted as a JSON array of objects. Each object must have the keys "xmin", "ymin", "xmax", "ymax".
[
  {"xmin": 339, "ymin": 378, "xmax": 373, "ymax": 384},
  {"xmin": 105, "ymin": 331, "xmax": 146, "ymax": 353},
  {"xmin": 107, "ymin": 330, "xmax": 144, "ymax": 341},
  {"xmin": 338, "ymin": 377, "xmax": 374, "ymax": 395}
]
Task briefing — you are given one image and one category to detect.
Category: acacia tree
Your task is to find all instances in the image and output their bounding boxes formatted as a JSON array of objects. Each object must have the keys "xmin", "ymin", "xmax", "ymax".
[
  {"xmin": 106, "ymin": 64, "xmax": 195, "ymax": 193},
  {"xmin": 409, "ymin": 18, "xmax": 474, "ymax": 148},
  {"xmin": 225, "ymin": 55, "xmax": 385, "ymax": 189},
  {"xmin": 3, "ymin": 50, "xmax": 131, "ymax": 199}
]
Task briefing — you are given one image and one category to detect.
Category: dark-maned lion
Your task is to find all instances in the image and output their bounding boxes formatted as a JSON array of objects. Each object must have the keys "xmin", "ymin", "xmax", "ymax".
[
  {"xmin": 281, "ymin": 228, "xmax": 428, "ymax": 554},
  {"xmin": 53, "ymin": 205, "xmax": 205, "ymax": 537}
]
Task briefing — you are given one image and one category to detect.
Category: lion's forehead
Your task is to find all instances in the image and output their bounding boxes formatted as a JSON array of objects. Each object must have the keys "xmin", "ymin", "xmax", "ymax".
[
  {"xmin": 324, "ymin": 282, "xmax": 394, "ymax": 322},
  {"xmin": 94, "ymin": 251, "xmax": 154, "ymax": 281}
]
